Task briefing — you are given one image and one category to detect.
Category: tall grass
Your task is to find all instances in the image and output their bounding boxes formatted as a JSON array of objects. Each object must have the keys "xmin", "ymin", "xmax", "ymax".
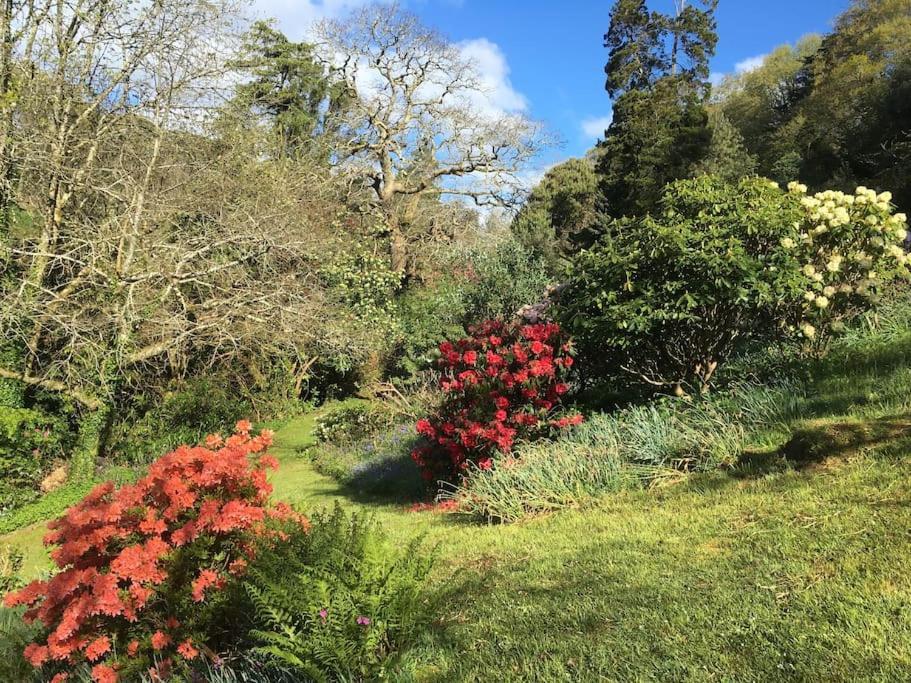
[{"xmin": 455, "ymin": 383, "xmax": 805, "ymax": 523}]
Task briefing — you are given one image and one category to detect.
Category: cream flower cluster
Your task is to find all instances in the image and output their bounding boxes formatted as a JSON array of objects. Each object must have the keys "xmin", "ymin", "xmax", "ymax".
[{"xmin": 784, "ymin": 183, "xmax": 909, "ymax": 339}]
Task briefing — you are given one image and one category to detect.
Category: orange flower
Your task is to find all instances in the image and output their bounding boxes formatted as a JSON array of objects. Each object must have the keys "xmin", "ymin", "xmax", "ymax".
[
  {"xmin": 84, "ymin": 635, "xmax": 111, "ymax": 662},
  {"xmin": 90, "ymin": 663, "xmax": 118, "ymax": 683},
  {"xmin": 177, "ymin": 639, "xmax": 199, "ymax": 660},
  {"xmin": 150, "ymin": 630, "xmax": 171, "ymax": 650}
]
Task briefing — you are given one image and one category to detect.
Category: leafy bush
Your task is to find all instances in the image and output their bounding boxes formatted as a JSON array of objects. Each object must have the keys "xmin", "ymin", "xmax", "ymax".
[
  {"xmin": 412, "ymin": 320, "xmax": 582, "ymax": 483},
  {"xmin": 244, "ymin": 504, "xmax": 433, "ymax": 681},
  {"xmin": 313, "ymin": 402, "xmax": 388, "ymax": 446},
  {"xmin": 0, "ymin": 406, "xmax": 71, "ymax": 513},
  {"xmin": 559, "ymin": 177, "xmax": 909, "ymax": 393},
  {"xmin": 108, "ymin": 378, "xmax": 250, "ymax": 466},
  {"xmin": 459, "ymin": 240, "xmax": 552, "ymax": 324},
  {"xmin": 783, "ymin": 184, "xmax": 909, "ymax": 344},
  {"xmin": 4, "ymin": 421, "xmax": 307, "ymax": 682},
  {"xmin": 559, "ymin": 175, "xmax": 805, "ymax": 393},
  {"xmin": 455, "ymin": 383, "xmax": 805, "ymax": 522},
  {"xmin": 389, "ymin": 240, "xmax": 551, "ymax": 382}
]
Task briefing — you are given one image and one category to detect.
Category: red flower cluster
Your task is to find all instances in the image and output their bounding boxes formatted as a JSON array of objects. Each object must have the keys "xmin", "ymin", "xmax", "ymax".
[
  {"xmin": 4, "ymin": 421, "xmax": 308, "ymax": 682},
  {"xmin": 411, "ymin": 320, "xmax": 582, "ymax": 483}
]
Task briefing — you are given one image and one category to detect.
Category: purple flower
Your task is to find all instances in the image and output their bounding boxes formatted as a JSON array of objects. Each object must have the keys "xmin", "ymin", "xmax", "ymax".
[
  {"xmin": 356, "ymin": 616, "xmax": 371, "ymax": 626},
  {"xmin": 319, "ymin": 609, "xmax": 328, "ymax": 622}
]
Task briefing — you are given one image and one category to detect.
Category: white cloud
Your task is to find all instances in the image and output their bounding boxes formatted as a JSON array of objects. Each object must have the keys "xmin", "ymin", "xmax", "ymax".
[
  {"xmin": 250, "ymin": 0, "xmax": 381, "ymax": 39},
  {"xmin": 581, "ymin": 115, "xmax": 612, "ymax": 140},
  {"xmin": 457, "ymin": 38, "xmax": 528, "ymax": 115},
  {"xmin": 735, "ymin": 54, "xmax": 767, "ymax": 74}
]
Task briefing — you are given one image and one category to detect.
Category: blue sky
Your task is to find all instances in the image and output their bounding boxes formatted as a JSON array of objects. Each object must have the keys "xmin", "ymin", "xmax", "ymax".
[{"xmin": 256, "ymin": 0, "xmax": 851, "ymax": 172}]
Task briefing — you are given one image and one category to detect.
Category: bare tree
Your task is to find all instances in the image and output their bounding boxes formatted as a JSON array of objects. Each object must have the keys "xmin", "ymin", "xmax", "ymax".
[
  {"xmin": 0, "ymin": 0, "xmax": 353, "ymax": 475},
  {"xmin": 315, "ymin": 4, "xmax": 547, "ymax": 274}
]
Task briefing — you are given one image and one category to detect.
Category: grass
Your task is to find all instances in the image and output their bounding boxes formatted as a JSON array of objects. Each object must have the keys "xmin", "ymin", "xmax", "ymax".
[{"xmin": 3, "ymin": 325, "xmax": 911, "ymax": 679}]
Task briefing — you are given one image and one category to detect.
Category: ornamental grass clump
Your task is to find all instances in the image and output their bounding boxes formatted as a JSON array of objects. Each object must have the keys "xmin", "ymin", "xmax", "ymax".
[
  {"xmin": 4, "ymin": 421, "xmax": 308, "ymax": 683},
  {"xmin": 411, "ymin": 319, "xmax": 582, "ymax": 484}
]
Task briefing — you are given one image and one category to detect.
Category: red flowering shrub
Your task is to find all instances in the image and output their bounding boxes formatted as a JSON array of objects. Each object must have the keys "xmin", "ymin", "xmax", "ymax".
[
  {"xmin": 412, "ymin": 320, "xmax": 582, "ymax": 483},
  {"xmin": 4, "ymin": 421, "xmax": 307, "ymax": 682}
]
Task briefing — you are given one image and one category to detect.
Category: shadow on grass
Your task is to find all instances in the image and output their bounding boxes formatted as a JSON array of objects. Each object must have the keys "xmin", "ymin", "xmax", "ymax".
[{"xmin": 733, "ymin": 413, "xmax": 911, "ymax": 478}]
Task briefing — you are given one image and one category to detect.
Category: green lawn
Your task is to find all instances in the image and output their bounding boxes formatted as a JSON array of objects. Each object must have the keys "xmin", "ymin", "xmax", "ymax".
[{"xmin": 4, "ymin": 338, "xmax": 911, "ymax": 680}]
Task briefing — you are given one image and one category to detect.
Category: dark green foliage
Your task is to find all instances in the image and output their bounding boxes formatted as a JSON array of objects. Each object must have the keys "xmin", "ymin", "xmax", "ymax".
[
  {"xmin": 0, "ymin": 406, "xmax": 71, "ymax": 512},
  {"xmin": 236, "ymin": 21, "xmax": 345, "ymax": 156},
  {"xmin": 599, "ymin": 0, "xmax": 719, "ymax": 217},
  {"xmin": 598, "ymin": 82, "xmax": 712, "ymax": 217},
  {"xmin": 719, "ymin": 0, "xmax": 911, "ymax": 208},
  {"xmin": 603, "ymin": 0, "xmax": 666, "ymax": 97},
  {"xmin": 244, "ymin": 505, "xmax": 434, "ymax": 681},
  {"xmin": 511, "ymin": 158, "xmax": 600, "ymax": 271},
  {"xmin": 558, "ymin": 176, "xmax": 804, "ymax": 392},
  {"xmin": 108, "ymin": 377, "xmax": 249, "ymax": 466},
  {"xmin": 692, "ymin": 110, "xmax": 758, "ymax": 182}
]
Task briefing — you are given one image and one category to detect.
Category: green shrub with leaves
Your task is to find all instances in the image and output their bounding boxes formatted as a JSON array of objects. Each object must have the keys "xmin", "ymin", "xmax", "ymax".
[
  {"xmin": 313, "ymin": 402, "xmax": 388, "ymax": 446},
  {"xmin": 244, "ymin": 504, "xmax": 433, "ymax": 681},
  {"xmin": 320, "ymin": 250, "xmax": 403, "ymax": 335},
  {"xmin": 559, "ymin": 175, "xmax": 805, "ymax": 393},
  {"xmin": 0, "ymin": 406, "xmax": 71, "ymax": 513},
  {"xmin": 107, "ymin": 377, "xmax": 249, "ymax": 465}
]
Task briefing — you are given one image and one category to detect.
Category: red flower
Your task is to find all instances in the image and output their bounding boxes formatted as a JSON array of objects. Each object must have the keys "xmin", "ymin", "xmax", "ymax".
[
  {"xmin": 417, "ymin": 320, "xmax": 579, "ymax": 482},
  {"xmin": 127, "ymin": 641, "xmax": 139, "ymax": 657},
  {"xmin": 51, "ymin": 674, "xmax": 69, "ymax": 683}
]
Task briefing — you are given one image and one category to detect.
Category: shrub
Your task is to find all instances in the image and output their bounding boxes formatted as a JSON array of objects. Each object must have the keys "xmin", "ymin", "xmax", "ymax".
[
  {"xmin": 411, "ymin": 320, "xmax": 582, "ymax": 483},
  {"xmin": 558, "ymin": 177, "xmax": 910, "ymax": 393},
  {"xmin": 389, "ymin": 240, "xmax": 551, "ymax": 383},
  {"xmin": 244, "ymin": 503, "xmax": 433, "ymax": 681},
  {"xmin": 313, "ymin": 402, "xmax": 388, "ymax": 446},
  {"xmin": 558, "ymin": 175, "xmax": 806, "ymax": 393},
  {"xmin": 0, "ymin": 406, "xmax": 71, "ymax": 513},
  {"xmin": 4, "ymin": 421, "xmax": 307, "ymax": 682},
  {"xmin": 108, "ymin": 378, "xmax": 250, "ymax": 466},
  {"xmin": 783, "ymin": 183, "xmax": 909, "ymax": 345}
]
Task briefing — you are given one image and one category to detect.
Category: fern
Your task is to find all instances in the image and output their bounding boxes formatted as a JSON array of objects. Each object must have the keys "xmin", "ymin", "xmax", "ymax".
[{"xmin": 243, "ymin": 503, "xmax": 434, "ymax": 681}]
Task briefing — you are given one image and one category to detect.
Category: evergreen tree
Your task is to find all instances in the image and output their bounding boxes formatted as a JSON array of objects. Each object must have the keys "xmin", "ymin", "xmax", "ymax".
[
  {"xmin": 692, "ymin": 110, "xmax": 758, "ymax": 182},
  {"xmin": 235, "ymin": 21, "xmax": 345, "ymax": 157},
  {"xmin": 511, "ymin": 158, "xmax": 599, "ymax": 273},
  {"xmin": 598, "ymin": 0, "xmax": 719, "ymax": 218}
]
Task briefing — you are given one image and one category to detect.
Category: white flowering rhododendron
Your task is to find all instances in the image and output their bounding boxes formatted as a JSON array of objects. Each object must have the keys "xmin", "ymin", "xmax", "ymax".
[{"xmin": 783, "ymin": 182, "xmax": 909, "ymax": 341}]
